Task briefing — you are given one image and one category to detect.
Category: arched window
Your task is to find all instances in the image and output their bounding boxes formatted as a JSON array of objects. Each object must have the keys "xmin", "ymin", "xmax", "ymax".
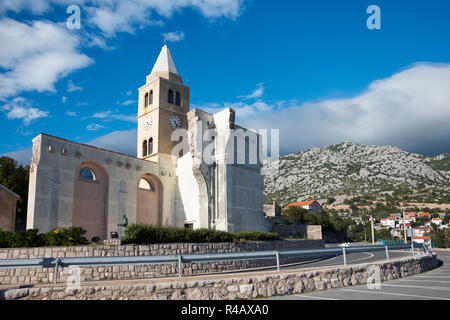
[
  {"xmin": 148, "ymin": 138, "xmax": 153, "ymax": 155},
  {"xmin": 149, "ymin": 90, "xmax": 153, "ymax": 105},
  {"xmin": 79, "ymin": 167, "xmax": 96, "ymax": 180},
  {"xmin": 143, "ymin": 140, "xmax": 148, "ymax": 157},
  {"xmin": 168, "ymin": 90, "xmax": 174, "ymax": 104},
  {"xmin": 144, "ymin": 93, "xmax": 149, "ymax": 107},
  {"xmin": 175, "ymin": 92, "xmax": 181, "ymax": 106},
  {"xmin": 139, "ymin": 178, "xmax": 155, "ymax": 192}
]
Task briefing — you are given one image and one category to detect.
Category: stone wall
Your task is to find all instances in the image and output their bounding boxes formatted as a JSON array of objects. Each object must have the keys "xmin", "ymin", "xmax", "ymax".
[
  {"xmin": 0, "ymin": 240, "xmax": 323, "ymax": 286},
  {"xmin": 0, "ymin": 254, "xmax": 438, "ymax": 300},
  {"xmin": 272, "ymin": 225, "xmax": 322, "ymax": 240}
]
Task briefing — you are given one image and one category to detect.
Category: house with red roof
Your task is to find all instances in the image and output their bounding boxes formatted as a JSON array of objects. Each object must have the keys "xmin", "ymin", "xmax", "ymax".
[
  {"xmin": 418, "ymin": 212, "xmax": 431, "ymax": 219},
  {"xmin": 413, "ymin": 226, "xmax": 431, "ymax": 237},
  {"xmin": 412, "ymin": 236, "xmax": 431, "ymax": 246},
  {"xmin": 284, "ymin": 200, "xmax": 324, "ymax": 213}
]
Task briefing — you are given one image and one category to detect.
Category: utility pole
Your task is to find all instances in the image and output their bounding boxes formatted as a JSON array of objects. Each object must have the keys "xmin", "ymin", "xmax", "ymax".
[
  {"xmin": 371, "ymin": 216, "xmax": 375, "ymax": 245},
  {"xmin": 402, "ymin": 207, "xmax": 408, "ymax": 244}
]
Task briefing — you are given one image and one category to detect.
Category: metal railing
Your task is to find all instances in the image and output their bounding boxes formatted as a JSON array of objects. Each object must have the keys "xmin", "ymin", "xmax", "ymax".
[{"xmin": 0, "ymin": 243, "xmax": 428, "ymax": 283}]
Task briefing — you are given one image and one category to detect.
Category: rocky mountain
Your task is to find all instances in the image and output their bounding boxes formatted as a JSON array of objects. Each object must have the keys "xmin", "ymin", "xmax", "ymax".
[{"xmin": 263, "ymin": 142, "xmax": 450, "ymax": 207}]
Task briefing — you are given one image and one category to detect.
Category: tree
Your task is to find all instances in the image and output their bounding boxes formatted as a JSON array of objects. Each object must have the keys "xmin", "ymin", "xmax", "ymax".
[
  {"xmin": 283, "ymin": 206, "xmax": 310, "ymax": 225},
  {"xmin": 327, "ymin": 197, "xmax": 336, "ymax": 205},
  {"xmin": 0, "ymin": 157, "xmax": 29, "ymax": 228}
]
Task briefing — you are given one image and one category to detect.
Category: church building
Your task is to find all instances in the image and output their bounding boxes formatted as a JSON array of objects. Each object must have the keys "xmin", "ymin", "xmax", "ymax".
[{"xmin": 26, "ymin": 45, "xmax": 271, "ymax": 240}]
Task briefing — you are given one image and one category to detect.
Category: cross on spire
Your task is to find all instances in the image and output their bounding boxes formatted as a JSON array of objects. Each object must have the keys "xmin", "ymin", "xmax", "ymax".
[{"xmin": 164, "ymin": 33, "xmax": 167, "ymax": 46}]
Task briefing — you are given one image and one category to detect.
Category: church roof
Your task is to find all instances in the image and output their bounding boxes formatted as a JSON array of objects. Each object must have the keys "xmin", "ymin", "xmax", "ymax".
[{"xmin": 151, "ymin": 45, "xmax": 178, "ymax": 75}]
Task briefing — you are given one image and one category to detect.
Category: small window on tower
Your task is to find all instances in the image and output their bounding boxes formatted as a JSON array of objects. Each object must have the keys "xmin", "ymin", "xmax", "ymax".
[
  {"xmin": 149, "ymin": 90, "xmax": 153, "ymax": 105},
  {"xmin": 143, "ymin": 140, "xmax": 148, "ymax": 157},
  {"xmin": 175, "ymin": 92, "xmax": 181, "ymax": 106},
  {"xmin": 168, "ymin": 90, "xmax": 174, "ymax": 104},
  {"xmin": 148, "ymin": 138, "xmax": 153, "ymax": 155},
  {"xmin": 144, "ymin": 93, "xmax": 149, "ymax": 107}
]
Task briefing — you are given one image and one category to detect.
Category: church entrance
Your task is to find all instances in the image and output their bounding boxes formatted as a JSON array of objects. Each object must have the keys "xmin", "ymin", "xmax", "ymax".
[
  {"xmin": 136, "ymin": 174, "xmax": 163, "ymax": 226},
  {"xmin": 73, "ymin": 162, "xmax": 109, "ymax": 240}
]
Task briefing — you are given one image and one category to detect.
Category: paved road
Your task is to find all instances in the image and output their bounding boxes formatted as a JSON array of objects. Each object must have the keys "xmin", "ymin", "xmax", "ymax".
[{"xmin": 266, "ymin": 250, "xmax": 450, "ymax": 300}]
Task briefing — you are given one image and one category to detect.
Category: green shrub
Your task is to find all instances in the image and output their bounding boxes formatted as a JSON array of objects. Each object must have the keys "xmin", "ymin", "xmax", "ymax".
[
  {"xmin": 0, "ymin": 229, "xmax": 44, "ymax": 248},
  {"xmin": 122, "ymin": 224, "xmax": 235, "ymax": 244},
  {"xmin": 122, "ymin": 224, "xmax": 279, "ymax": 244},
  {"xmin": 234, "ymin": 231, "xmax": 279, "ymax": 241},
  {"xmin": 0, "ymin": 227, "xmax": 89, "ymax": 248},
  {"xmin": 42, "ymin": 227, "xmax": 89, "ymax": 247}
]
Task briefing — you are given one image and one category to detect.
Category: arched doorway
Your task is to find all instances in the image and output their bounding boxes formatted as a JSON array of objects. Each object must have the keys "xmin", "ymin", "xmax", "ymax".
[
  {"xmin": 73, "ymin": 162, "xmax": 109, "ymax": 240},
  {"xmin": 136, "ymin": 174, "xmax": 163, "ymax": 226}
]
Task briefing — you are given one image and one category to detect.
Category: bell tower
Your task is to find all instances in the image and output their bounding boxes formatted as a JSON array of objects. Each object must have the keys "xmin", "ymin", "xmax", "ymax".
[{"xmin": 137, "ymin": 44, "xmax": 190, "ymax": 163}]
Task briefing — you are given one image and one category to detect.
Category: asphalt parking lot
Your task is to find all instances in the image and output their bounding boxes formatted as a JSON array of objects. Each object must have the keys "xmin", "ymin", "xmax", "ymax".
[{"xmin": 267, "ymin": 250, "xmax": 450, "ymax": 300}]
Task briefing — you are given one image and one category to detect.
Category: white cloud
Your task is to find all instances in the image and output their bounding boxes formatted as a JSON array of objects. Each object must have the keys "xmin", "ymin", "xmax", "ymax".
[
  {"xmin": 238, "ymin": 63, "xmax": 450, "ymax": 155},
  {"xmin": 1, "ymin": 97, "xmax": 49, "ymax": 125},
  {"xmin": 0, "ymin": 18, "xmax": 93, "ymax": 98},
  {"xmin": 197, "ymin": 99, "xmax": 275, "ymax": 119},
  {"xmin": 238, "ymin": 82, "xmax": 265, "ymax": 100},
  {"xmin": 163, "ymin": 31, "xmax": 185, "ymax": 42},
  {"xmin": 67, "ymin": 80, "xmax": 83, "ymax": 92},
  {"xmin": 65, "ymin": 110, "xmax": 77, "ymax": 117},
  {"xmin": 0, "ymin": 1, "xmax": 244, "ymax": 37},
  {"xmin": 91, "ymin": 110, "xmax": 137, "ymax": 123},
  {"xmin": 87, "ymin": 128, "xmax": 137, "ymax": 156},
  {"xmin": 61, "ymin": 96, "xmax": 67, "ymax": 103},
  {"xmin": 86, "ymin": 122, "xmax": 106, "ymax": 131},
  {"xmin": 1, "ymin": 147, "xmax": 32, "ymax": 166},
  {"xmin": 120, "ymin": 99, "xmax": 136, "ymax": 106}
]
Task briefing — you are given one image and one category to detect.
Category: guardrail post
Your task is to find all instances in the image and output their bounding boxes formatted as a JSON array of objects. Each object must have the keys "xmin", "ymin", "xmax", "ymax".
[
  {"xmin": 178, "ymin": 255, "xmax": 183, "ymax": 277},
  {"xmin": 275, "ymin": 251, "xmax": 280, "ymax": 271},
  {"xmin": 385, "ymin": 246, "xmax": 390, "ymax": 261},
  {"xmin": 342, "ymin": 247, "xmax": 347, "ymax": 266},
  {"xmin": 53, "ymin": 258, "xmax": 60, "ymax": 284},
  {"xmin": 411, "ymin": 242, "xmax": 415, "ymax": 257}
]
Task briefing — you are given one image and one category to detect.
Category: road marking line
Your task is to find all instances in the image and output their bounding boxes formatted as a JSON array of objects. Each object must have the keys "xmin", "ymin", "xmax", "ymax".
[
  {"xmin": 292, "ymin": 294, "xmax": 339, "ymax": 300},
  {"xmin": 396, "ymin": 279, "xmax": 450, "ymax": 284},
  {"xmin": 411, "ymin": 276, "xmax": 450, "ymax": 279},
  {"xmin": 347, "ymin": 252, "xmax": 374, "ymax": 263},
  {"xmin": 340, "ymin": 289, "xmax": 450, "ymax": 300},
  {"xmin": 379, "ymin": 283, "xmax": 450, "ymax": 291}
]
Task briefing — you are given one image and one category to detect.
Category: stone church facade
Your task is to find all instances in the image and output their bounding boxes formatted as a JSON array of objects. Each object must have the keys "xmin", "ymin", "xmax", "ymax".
[{"xmin": 26, "ymin": 45, "xmax": 271, "ymax": 240}]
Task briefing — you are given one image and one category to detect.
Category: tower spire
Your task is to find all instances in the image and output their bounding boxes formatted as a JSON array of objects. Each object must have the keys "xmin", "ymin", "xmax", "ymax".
[{"xmin": 150, "ymin": 43, "xmax": 178, "ymax": 75}]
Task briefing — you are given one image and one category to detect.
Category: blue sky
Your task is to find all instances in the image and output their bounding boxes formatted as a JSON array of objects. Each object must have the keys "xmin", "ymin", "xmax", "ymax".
[{"xmin": 1, "ymin": 0, "xmax": 450, "ymax": 164}]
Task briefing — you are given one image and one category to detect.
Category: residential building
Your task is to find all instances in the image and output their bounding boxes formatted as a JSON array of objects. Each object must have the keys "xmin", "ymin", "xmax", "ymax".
[
  {"xmin": 412, "ymin": 236, "xmax": 431, "ymax": 246},
  {"xmin": 284, "ymin": 200, "xmax": 324, "ymax": 213},
  {"xmin": 431, "ymin": 218, "xmax": 442, "ymax": 226},
  {"xmin": 380, "ymin": 217, "xmax": 396, "ymax": 227}
]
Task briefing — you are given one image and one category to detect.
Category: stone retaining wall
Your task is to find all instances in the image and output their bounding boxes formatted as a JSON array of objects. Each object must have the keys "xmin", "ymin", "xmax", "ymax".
[
  {"xmin": 0, "ymin": 240, "xmax": 323, "ymax": 285},
  {"xmin": 0, "ymin": 254, "xmax": 438, "ymax": 300},
  {"xmin": 272, "ymin": 225, "xmax": 322, "ymax": 240}
]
